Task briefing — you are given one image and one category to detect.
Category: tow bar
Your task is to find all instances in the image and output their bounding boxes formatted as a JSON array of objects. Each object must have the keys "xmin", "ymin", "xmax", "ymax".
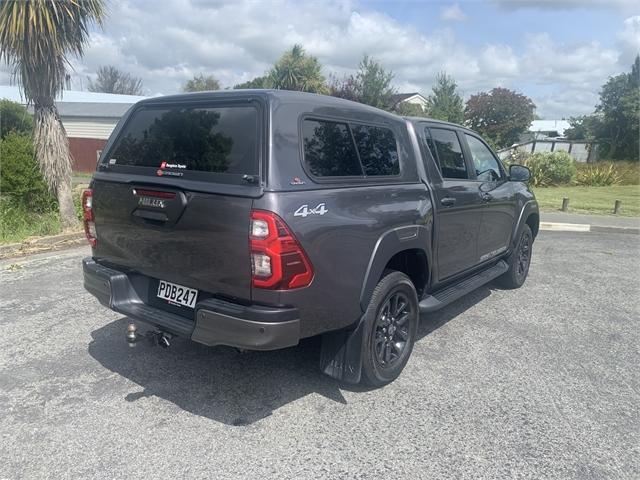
[{"xmin": 126, "ymin": 323, "xmax": 173, "ymax": 348}]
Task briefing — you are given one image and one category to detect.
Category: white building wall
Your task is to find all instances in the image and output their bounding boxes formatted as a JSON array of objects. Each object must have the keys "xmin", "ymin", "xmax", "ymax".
[
  {"xmin": 61, "ymin": 116, "xmax": 119, "ymax": 140},
  {"xmin": 404, "ymin": 97, "xmax": 428, "ymax": 108}
]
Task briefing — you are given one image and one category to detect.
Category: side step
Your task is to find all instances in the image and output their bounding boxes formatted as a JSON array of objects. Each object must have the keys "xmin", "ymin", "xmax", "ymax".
[{"xmin": 419, "ymin": 260, "xmax": 508, "ymax": 313}]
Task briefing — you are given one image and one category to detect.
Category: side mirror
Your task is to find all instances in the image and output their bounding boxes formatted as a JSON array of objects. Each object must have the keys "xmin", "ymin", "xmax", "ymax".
[{"xmin": 509, "ymin": 164, "xmax": 531, "ymax": 182}]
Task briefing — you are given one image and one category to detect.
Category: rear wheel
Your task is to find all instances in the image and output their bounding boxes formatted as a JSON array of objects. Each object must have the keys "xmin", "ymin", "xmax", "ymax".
[
  {"xmin": 498, "ymin": 224, "xmax": 533, "ymax": 289},
  {"xmin": 361, "ymin": 271, "xmax": 418, "ymax": 387}
]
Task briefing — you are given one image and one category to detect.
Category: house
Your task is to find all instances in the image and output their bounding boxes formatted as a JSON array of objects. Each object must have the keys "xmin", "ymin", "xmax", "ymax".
[
  {"xmin": 390, "ymin": 92, "xmax": 429, "ymax": 111},
  {"xmin": 0, "ymin": 85, "xmax": 147, "ymax": 172}
]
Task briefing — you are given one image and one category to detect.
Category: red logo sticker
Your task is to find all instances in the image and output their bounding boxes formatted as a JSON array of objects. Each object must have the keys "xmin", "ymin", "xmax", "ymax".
[
  {"xmin": 156, "ymin": 169, "xmax": 164, "ymax": 176},
  {"xmin": 290, "ymin": 176, "xmax": 306, "ymax": 185},
  {"xmin": 160, "ymin": 161, "xmax": 167, "ymax": 169}
]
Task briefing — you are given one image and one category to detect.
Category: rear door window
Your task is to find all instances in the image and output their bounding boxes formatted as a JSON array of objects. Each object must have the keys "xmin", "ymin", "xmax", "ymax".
[
  {"xmin": 428, "ymin": 128, "xmax": 469, "ymax": 180},
  {"xmin": 302, "ymin": 119, "xmax": 400, "ymax": 179},
  {"xmin": 106, "ymin": 104, "xmax": 259, "ymax": 178}
]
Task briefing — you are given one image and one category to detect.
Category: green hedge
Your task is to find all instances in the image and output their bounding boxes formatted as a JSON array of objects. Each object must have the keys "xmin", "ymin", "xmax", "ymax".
[
  {"xmin": 504, "ymin": 150, "xmax": 576, "ymax": 187},
  {"xmin": 0, "ymin": 132, "xmax": 57, "ymax": 213}
]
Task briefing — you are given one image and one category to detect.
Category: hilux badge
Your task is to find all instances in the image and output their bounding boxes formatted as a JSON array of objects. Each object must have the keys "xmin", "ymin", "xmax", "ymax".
[{"xmin": 138, "ymin": 196, "xmax": 166, "ymax": 209}]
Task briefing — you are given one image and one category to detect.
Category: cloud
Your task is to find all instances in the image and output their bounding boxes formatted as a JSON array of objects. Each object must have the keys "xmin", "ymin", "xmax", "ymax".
[
  {"xmin": 617, "ymin": 15, "xmax": 640, "ymax": 65},
  {"xmin": 480, "ymin": 44, "xmax": 520, "ymax": 78},
  {"xmin": 0, "ymin": 0, "xmax": 631, "ymax": 119},
  {"xmin": 520, "ymin": 33, "xmax": 619, "ymax": 87},
  {"xmin": 491, "ymin": 0, "xmax": 637, "ymax": 10},
  {"xmin": 440, "ymin": 4, "xmax": 467, "ymax": 21}
]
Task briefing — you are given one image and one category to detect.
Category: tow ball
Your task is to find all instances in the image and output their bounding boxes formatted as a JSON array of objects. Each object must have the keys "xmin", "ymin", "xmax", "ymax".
[{"xmin": 126, "ymin": 323, "xmax": 173, "ymax": 348}]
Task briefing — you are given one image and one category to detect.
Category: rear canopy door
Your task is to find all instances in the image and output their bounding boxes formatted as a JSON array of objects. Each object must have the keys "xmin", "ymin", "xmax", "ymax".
[{"xmin": 91, "ymin": 98, "xmax": 265, "ymax": 301}]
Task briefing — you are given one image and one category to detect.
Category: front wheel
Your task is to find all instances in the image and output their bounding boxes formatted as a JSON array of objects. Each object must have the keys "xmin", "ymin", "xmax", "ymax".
[
  {"xmin": 498, "ymin": 224, "xmax": 533, "ymax": 289},
  {"xmin": 361, "ymin": 271, "xmax": 419, "ymax": 387}
]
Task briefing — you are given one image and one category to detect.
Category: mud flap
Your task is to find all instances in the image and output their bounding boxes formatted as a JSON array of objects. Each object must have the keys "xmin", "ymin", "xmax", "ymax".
[{"xmin": 319, "ymin": 318, "xmax": 365, "ymax": 384}]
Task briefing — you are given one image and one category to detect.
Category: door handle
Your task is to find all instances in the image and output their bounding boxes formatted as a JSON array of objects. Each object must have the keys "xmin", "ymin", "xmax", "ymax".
[
  {"xmin": 440, "ymin": 197, "xmax": 456, "ymax": 207},
  {"xmin": 481, "ymin": 193, "xmax": 493, "ymax": 202},
  {"xmin": 133, "ymin": 209, "xmax": 169, "ymax": 224}
]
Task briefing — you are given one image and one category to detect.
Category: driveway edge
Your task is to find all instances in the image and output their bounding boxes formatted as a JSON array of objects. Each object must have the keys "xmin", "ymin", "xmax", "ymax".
[
  {"xmin": 540, "ymin": 222, "xmax": 639, "ymax": 234},
  {"xmin": 0, "ymin": 232, "xmax": 86, "ymax": 259}
]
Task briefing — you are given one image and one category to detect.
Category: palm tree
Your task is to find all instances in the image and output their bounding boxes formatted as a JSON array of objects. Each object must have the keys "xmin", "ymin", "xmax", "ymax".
[
  {"xmin": 269, "ymin": 44, "xmax": 327, "ymax": 94},
  {"xmin": 0, "ymin": 0, "xmax": 106, "ymax": 228}
]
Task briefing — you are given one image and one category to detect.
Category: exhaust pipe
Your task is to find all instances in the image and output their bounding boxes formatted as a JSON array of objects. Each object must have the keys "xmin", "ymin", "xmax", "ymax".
[{"xmin": 158, "ymin": 332, "xmax": 171, "ymax": 348}]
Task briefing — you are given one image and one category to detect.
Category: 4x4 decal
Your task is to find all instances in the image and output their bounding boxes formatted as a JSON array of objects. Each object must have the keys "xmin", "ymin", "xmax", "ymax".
[{"xmin": 294, "ymin": 203, "xmax": 328, "ymax": 218}]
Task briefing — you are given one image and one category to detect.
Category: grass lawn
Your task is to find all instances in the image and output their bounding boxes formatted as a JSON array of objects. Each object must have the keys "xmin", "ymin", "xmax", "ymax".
[
  {"xmin": 533, "ymin": 185, "xmax": 640, "ymax": 217},
  {"xmin": 1, "ymin": 186, "xmax": 84, "ymax": 244},
  {"xmin": 0, "ymin": 202, "xmax": 62, "ymax": 244}
]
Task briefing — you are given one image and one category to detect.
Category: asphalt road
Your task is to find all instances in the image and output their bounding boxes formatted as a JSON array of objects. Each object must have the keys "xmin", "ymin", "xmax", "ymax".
[{"xmin": 1, "ymin": 232, "xmax": 638, "ymax": 479}]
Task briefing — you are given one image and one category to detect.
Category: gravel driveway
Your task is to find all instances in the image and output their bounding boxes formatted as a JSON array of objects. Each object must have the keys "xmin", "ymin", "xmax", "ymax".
[{"xmin": 1, "ymin": 231, "xmax": 638, "ymax": 479}]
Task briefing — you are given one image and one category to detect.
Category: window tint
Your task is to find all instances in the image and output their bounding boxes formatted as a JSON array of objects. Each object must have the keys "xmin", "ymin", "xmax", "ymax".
[
  {"xmin": 302, "ymin": 120, "xmax": 401, "ymax": 178},
  {"xmin": 423, "ymin": 128, "xmax": 438, "ymax": 161},
  {"xmin": 108, "ymin": 105, "xmax": 258, "ymax": 175},
  {"xmin": 428, "ymin": 128, "xmax": 468, "ymax": 179},
  {"xmin": 302, "ymin": 120, "xmax": 362, "ymax": 177},
  {"xmin": 465, "ymin": 134, "xmax": 503, "ymax": 182},
  {"xmin": 351, "ymin": 124, "xmax": 399, "ymax": 176}
]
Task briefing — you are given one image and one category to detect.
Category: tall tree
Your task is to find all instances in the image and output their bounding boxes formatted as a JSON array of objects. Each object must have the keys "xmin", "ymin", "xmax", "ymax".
[
  {"xmin": 330, "ymin": 55, "xmax": 396, "ymax": 109},
  {"xmin": 594, "ymin": 55, "xmax": 639, "ymax": 160},
  {"xmin": 394, "ymin": 101, "xmax": 428, "ymax": 117},
  {"xmin": 353, "ymin": 55, "xmax": 396, "ymax": 109},
  {"xmin": 0, "ymin": 0, "xmax": 105, "ymax": 228},
  {"xmin": 564, "ymin": 56, "xmax": 639, "ymax": 160},
  {"xmin": 183, "ymin": 73, "xmax": 221, "ymax": 92},
  {"xmin": 464, "ymin": 87, "xmax": 536, "ymax": 149},
  {"xmin": 88, "ymin": 65, "xmax": 143, "ymax": 95},
  {"xmin": 233, "ymin": 75, "xmax": 270, "ymax": 90},
  {"xmin": 328, "ymin": 73, "xmax": 358, "ymax": 102},
  {"xmin": 425, "ymin": 72, "xmax": 464, "ymax": 123},
  {"xmin": 564, "ymin": 114, "xmax": 602, "ymax": 142},
  {"xmin": 268, "ymin": 44, "xmax": 327, "ymax": 93}
]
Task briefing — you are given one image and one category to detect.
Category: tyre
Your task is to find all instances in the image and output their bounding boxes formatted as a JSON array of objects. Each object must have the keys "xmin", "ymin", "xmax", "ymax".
[
  {"xmin": 361, "ymin": 271, "xmax": 419, "ymax": 387},
  {"xmin": 498, "ymin": 224, "xmax": 533, "ymax": 289}
]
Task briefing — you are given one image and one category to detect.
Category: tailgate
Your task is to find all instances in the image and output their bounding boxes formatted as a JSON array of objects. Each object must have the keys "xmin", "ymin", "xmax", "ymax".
[{"xmin": 92, "ymin": 180, "xmax": 253, "ymax": 300}]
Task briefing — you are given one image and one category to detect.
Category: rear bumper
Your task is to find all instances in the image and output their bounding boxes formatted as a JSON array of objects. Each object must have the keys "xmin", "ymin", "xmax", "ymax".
[{"xmin": 82, "ymin": 257, "xmax": 300, "ymax": 350}]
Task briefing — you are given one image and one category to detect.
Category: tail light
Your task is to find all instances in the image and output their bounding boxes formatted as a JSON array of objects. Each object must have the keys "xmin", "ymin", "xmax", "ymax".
[
  {"xmin": 250, "ymin": 210, "xmax": 313, "ymax": 289},
  {"xmin": 82, "ymin": 189, "xmax": 97, "ymax": 247}
]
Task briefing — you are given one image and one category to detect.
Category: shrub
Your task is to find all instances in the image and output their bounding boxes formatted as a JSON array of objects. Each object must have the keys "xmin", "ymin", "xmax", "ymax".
[
  {"xmin": 501, "ymin": 150, "xmax": 576, "ymax": 186},
  {"xmin": 576, "ymin": 163, "xmax": 621, "ymax": 186},
  {"xmin": 0, "ymin": 132, "xmax": 56, "ymax": 212},
  {"xmin": 613, "ymin": 161, "xmax": 640, "ymax": 185},
  {"xmin": 530, "ymin": 151, "xmax": 576, "ymax": 186},
  {"xmin": 73, "ymin": 185, "xmax": 85, "ymax": 221},
  {"xmin": 0, "ymin": 100, "xmax": 33, "ymax": 139},
  {"xmin": 576, "ymin": 161, "xmax": 639, "ymax": 186}
]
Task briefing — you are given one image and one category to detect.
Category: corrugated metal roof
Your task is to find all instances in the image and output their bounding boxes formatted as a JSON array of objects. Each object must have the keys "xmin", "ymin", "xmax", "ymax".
[
  {"xmin": 56, "ymin": 102, "xmax": 133, "ymax": 118},
  {"xmin": 0, "ymin": 85, "xmax": 147, "ymax": 104},
  {"xmin": 529, "ymin": 120, "xmax": 571, "ymax": 136}
]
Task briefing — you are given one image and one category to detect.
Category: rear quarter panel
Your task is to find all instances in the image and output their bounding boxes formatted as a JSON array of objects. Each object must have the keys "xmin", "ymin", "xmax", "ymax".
[
  {"xmin": 252, "ymin": 185, "xmax": 431, "ymax": 338},
  {"xmin": 255, "ymin": 95, "xmax": 431, "ymax": 338}
]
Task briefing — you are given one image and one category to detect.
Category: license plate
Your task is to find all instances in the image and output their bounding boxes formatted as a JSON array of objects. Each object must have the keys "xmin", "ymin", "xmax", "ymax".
[{"xmin": 157, "ymin": 280, "xmax": 198, "ymax": 308}]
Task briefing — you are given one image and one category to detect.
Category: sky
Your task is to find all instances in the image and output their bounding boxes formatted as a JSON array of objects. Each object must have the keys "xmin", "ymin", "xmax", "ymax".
[{"xmin": 1, "ymin": 0, "xmax": 639, "ymax": 119}]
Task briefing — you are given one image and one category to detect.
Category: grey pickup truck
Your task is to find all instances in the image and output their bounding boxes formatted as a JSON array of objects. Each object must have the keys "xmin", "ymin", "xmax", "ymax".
[{"xmin": 82, "ymin": 90, "xmax": 538, "ymax": 386}]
